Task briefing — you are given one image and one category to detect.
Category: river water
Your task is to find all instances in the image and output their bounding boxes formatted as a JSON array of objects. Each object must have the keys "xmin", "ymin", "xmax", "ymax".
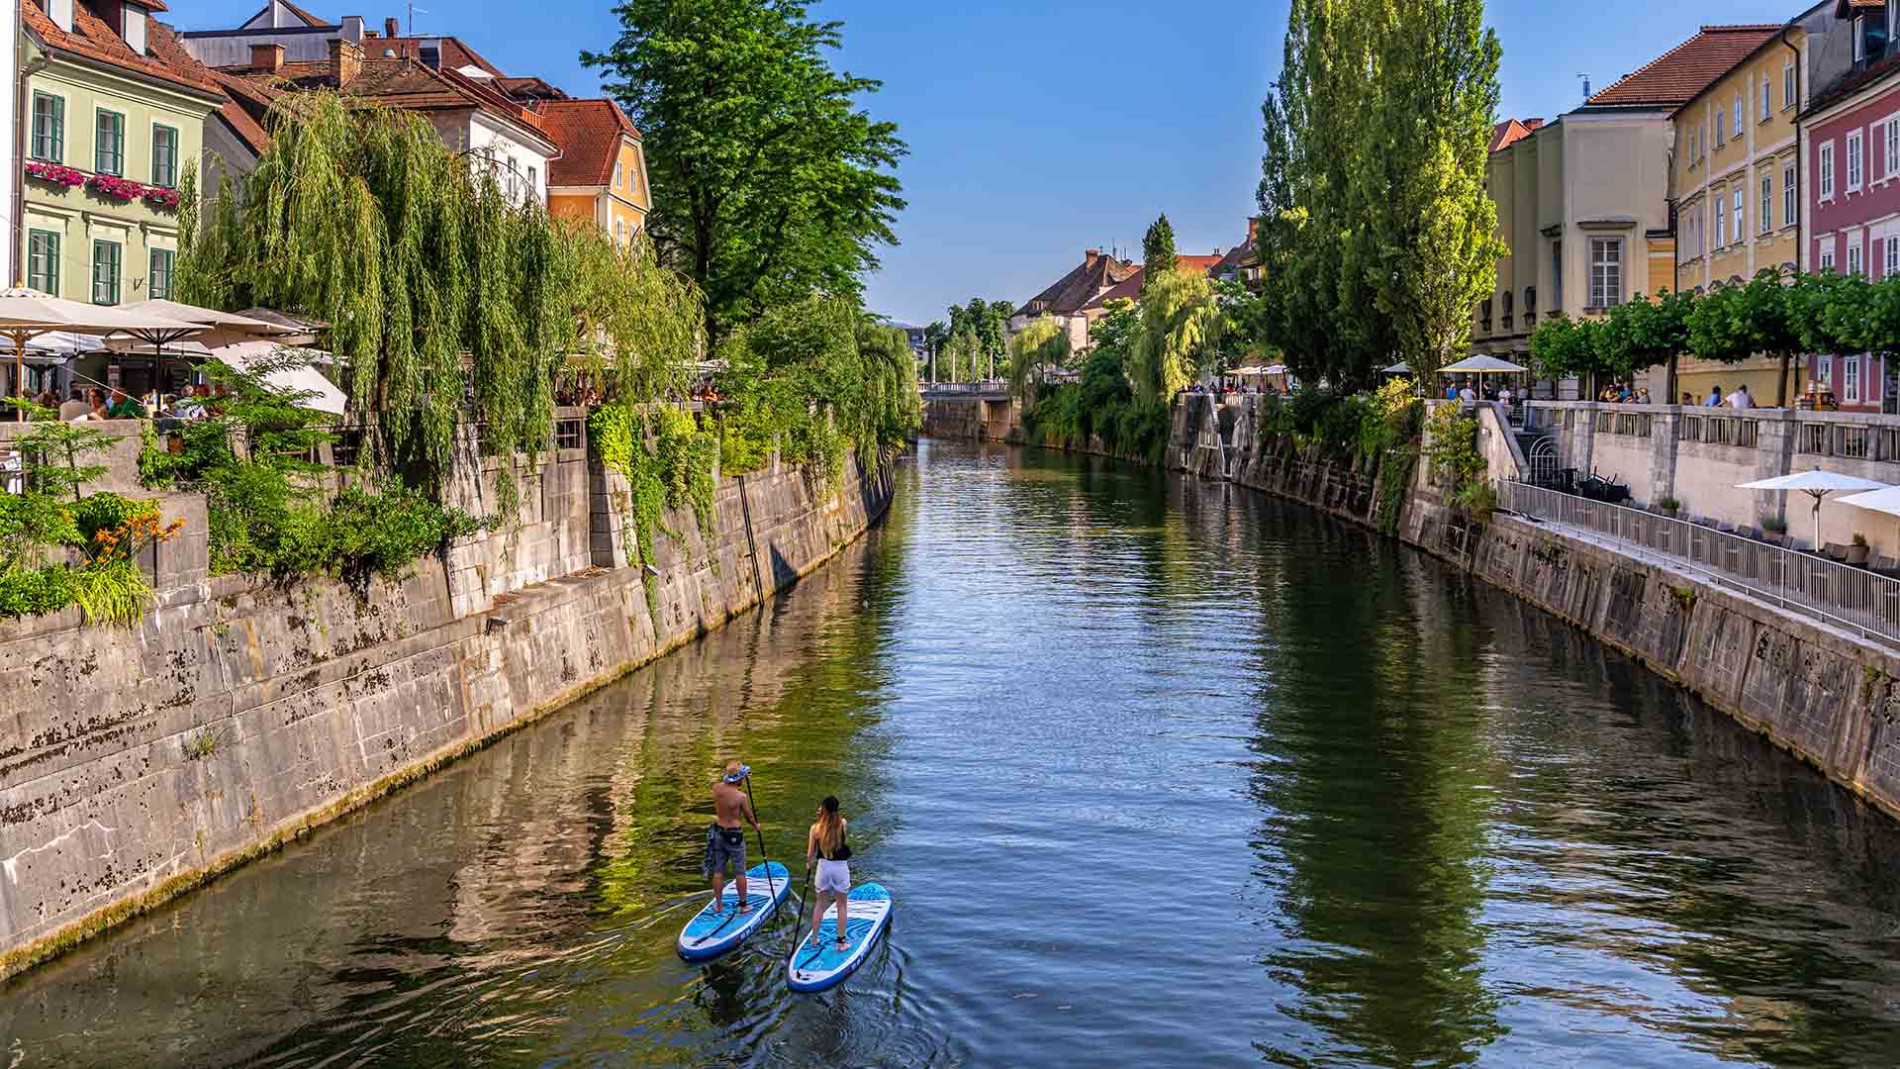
[{"xmin": 5, "ymin": 440, "xmax": 1900, "ymax": 1068}]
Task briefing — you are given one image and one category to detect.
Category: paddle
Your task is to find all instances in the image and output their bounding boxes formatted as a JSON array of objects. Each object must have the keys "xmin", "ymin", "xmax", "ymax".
[{"xmin": 742, "ymin": 773, "xmax": 778, "ymax": 912}]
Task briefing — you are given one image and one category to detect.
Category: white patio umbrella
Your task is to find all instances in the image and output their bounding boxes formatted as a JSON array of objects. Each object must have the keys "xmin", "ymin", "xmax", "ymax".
[
  {"xmin": 1840, "ymin": 486, "xmax": 1900, "ymax": 559},
  {"xmin": 1737, "ymin": 468, "xmax": 1890, "ymax": 548},
  {"xmin": 119, "ymin": 300, "xmax": 299, "ymax": 349},
  {"xmin": 210, "ymin": 342, "xmax": 348, "ymax": 415},
  {"xmin": 1381, "ymin": 361, "xmax": 1413, "ymax": 374},
  {"xmin": 0, "ymin": 288, "xmax": 205, "ymax": 418},
  {"xmin": 1440, "ymin": 354, "xmax": 1527, "ymax": 399}
]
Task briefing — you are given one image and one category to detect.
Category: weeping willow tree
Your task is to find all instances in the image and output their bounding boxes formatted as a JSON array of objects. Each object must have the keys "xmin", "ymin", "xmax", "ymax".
[
  {"xmin": 1007, "ymin": 315, "xmax": 1071, "ymax": 406},
  {"xmin": 178, "ymin": 93, "xmax": 702, "ymax": 495},
  {"xmin": 1128, "ymin": 267, "xmax": 1226, "ymax": 402}
]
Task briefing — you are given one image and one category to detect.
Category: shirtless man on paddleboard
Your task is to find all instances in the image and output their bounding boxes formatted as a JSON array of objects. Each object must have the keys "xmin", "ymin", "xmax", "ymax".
[{"xmin": 705, "ymin": 761, "xmax": 762, "ymax": 913}]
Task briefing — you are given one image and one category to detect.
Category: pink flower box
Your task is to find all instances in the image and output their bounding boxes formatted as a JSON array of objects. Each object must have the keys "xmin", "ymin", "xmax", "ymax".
[{"xmin": 24, "ymin": 161, "xmax": 86, "ymax": 188}]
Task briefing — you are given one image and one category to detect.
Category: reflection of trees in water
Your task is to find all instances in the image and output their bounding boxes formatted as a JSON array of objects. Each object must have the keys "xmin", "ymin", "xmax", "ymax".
[
  {"xmin": 1467, "ymin": 592, "xmax": 1900, "ymax": 1066},
  {"xmin": 1243, "ymin": 519, "xmax": 1504, "ymax": 1067}
]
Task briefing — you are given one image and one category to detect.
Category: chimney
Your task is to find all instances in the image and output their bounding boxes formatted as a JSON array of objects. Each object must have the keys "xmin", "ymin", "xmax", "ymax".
[
  {"xmin": 1247, "ymin": 216, "xmax": 1261, "ymax": 242},
  {"xmin": 1084, "ymin": 248, "xmax": 1101, "ymax": 268},
  {"xmin": 330, "ymin": 38, "xmax": 364, "ymax": 87},
  {"xmin": 385, "ymin": 17, "xmax": 400, "ymax": 38},
  {"xmin": 251, "ymin": 42, "xmax": 285, "ymax": 73}
]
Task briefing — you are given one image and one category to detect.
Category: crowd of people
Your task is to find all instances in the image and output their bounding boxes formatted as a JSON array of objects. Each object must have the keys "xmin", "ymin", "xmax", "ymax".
[{"xmin": 25, "ymin": 383, "xmax": 233, "ymax": 424}]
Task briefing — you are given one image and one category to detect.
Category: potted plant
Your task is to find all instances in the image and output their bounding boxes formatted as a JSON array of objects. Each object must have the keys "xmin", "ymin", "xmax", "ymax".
[
  {"xmin": 1656, "ymin": 495, "xmax": 1681, "ymax": 519},
  {"xmin": 1848, "ymin": 532, "xmax": 1871, "ymax": 566},
  {"xmin": 1761, "ymin": 515, "xmax": 1788, "ymax": 546}
]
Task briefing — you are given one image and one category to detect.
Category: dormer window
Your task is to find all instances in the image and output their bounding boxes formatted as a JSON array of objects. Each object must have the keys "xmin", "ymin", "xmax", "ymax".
[{"xmin": 1857, "ymin": 13, "xmax": 1890, "ymax": 68}]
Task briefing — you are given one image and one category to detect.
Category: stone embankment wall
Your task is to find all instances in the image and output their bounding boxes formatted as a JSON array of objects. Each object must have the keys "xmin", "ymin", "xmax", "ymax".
[
  {"xmin": 0, "ymin": 440, "xmax": 895, "ymax": 980},
  {"xmin": 975, "ymin": 389, "xmax": 1900, "ymax": 823},
  {"xmin": 919, "ymin": 397, "xmax": 1023, "ymax": 443}
]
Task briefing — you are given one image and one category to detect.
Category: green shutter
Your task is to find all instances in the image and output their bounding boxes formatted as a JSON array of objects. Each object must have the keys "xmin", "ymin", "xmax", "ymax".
[
  {"xmin": 31, "ymin": 93, "xmax": 63, "ymax": 162},
  {"xmin": 149, "ymin": 248, "xmax": 174, "ymax": 300},
  {"xmin": 92, "ymin": 240, "xmax": 121, "ymax": 305},
  {"xmin": 27, "ymin": 231, "xmax": 60, "ymax": 295},
  {"xmin": 96, "ymin": 111, "xmax": 123, "ymax": 176},
  {"xmin": 152, "ymin": 125, "xmax": 178, "ymax": 188}
]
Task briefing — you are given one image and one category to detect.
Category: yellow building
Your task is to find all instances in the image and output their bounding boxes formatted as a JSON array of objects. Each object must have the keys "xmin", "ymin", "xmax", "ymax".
[
  {"xmin": 1672, "ymin": 10, "xmax": 1846, "ymax": 405},
  {"xmin": 535, "ymin": 98, "xmax": 650, "ymax": 246}
]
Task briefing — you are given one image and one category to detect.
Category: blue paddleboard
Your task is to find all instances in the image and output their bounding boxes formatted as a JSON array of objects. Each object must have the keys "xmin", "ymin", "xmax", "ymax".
[
  {"xmin": 678, "ymin": 861, "xmax": 791, "ymax": 961},
  {"xmin": 787, "ymin": 882, "xmax": 893, "ymax": 992}
]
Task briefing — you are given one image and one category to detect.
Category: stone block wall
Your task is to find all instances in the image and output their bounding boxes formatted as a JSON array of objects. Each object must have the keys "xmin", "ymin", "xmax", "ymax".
[{"xmin": 0, "ymin": 447, "xmax": 895, "ymax": 980}]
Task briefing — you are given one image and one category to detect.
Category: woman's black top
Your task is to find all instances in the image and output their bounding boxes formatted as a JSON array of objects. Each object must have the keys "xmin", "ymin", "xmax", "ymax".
[{"xmin": 817, "ymin": 824, "xmax": 852, "ymax": 862}]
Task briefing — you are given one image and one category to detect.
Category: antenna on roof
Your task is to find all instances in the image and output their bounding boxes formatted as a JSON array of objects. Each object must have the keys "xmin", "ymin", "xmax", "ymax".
[
  {"xmin": 1578, "ymin": 73, "xmax": 1591, "ymax": 101},
  {"xmin": 408, "ymin": 1, "xmax": 428, "ymax": 34}
]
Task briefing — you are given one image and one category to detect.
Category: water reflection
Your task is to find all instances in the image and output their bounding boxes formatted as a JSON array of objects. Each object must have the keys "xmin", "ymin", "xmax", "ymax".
[{"xmin": 3, "ymin": 441, "xmax": 1898, "ymax": 1068}]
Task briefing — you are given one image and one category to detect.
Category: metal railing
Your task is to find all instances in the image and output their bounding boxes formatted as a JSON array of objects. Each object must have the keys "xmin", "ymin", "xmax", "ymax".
[{"xmin": 1505, "ymin": 481, "xmax": 1900, "ymax": 645}]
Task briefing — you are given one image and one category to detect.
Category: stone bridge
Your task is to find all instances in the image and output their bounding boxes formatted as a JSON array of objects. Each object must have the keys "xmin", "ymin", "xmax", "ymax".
[{"xmin": 919, "ymin": 383, "xmax": 1023, "ymax": 443}]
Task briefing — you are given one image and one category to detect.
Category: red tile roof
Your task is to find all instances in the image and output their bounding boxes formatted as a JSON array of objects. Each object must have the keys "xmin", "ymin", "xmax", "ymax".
[
  {"xmin": 228, "ymin": 54, "xmax": 554, "ymax": 147},
  {"xmin": 1586, "ymin": 25, "xmax": 1784, "ymax": 108},
  {"xmin": 146, "ymin": 21, "xmax": 273, "ymax": 155},
  {"xmin": 24, "ymin": 0, "xmax": 221, "ymax": 97},
  {"xmin": 1080, "ymin": 255, "xmax": 1227, "ymax": 311},
  {"xmin": 1489, "ymin": 117, "xmax": 1543, "ymax": 153},
  {"xmin": 533, "ymin": 98, "xmax": 641, "ymax": 187},
  {"xmin": 1019, "ymin": 253, "xmax": 1138, "ymax": 317},
  {"xmin": 362, "ymin": 34, "xmax": 504, "ymax": 76}
]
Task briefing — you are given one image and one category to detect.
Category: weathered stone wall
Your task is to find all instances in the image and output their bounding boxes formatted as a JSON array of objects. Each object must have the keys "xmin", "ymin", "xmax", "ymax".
[
  {"xmin": 919, "ymin": 397, "xmax": 1023, "ymax": 443},
  {"xmin": 0, "ymin": 449, "xmax": 895, "ymax": 979}
]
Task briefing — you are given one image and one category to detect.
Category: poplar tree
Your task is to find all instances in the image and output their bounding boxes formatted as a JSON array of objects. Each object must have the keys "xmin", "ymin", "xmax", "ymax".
[{"xmin": 1143, "ymin": 213, "xmax": 1178, "ymax": 284}]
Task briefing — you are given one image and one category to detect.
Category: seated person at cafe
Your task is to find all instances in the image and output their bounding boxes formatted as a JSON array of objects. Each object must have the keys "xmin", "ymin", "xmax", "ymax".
[{"xmin": 105, "ymin": 389, "xmax": 145, "ymax": 419}]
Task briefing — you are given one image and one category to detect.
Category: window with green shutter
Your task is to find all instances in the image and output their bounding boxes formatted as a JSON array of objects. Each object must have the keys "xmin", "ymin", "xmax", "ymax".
[
  {"xmin": 95, "ymin": 109, "xmax": 124, "ymax": 176},
  {"xmin": 92, "ymin": 240, "xmax": 121, "ymax": 305},
  {"xmin": 27, "ymin": 231, "xmax": 60, "ymax": 295},
  {"xmin": 152, "ymin": 125, "xmax": 178, "ymax": 188},
  {"xmin": 31, "ymin": 93, "xmax": 63, "ymax": 162},
  {"xmin": 148, "ymin": 248, "xmax": 174, "ymax": 300}
]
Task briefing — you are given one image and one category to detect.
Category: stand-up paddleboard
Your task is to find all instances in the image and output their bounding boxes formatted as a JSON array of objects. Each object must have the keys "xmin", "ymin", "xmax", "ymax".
[
  {"xmin": 678, "ymin": 861, "xmax": 791, "ymax": 961},
  {"xmin": 787, "ymin": 882, "xmax": 893, "ymax": 992}
]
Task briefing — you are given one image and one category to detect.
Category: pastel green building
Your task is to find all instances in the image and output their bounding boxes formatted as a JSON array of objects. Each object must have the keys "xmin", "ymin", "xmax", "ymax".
[{"xmin": 21, "ymin": 0, "xmax": 221, "ymax": 319}]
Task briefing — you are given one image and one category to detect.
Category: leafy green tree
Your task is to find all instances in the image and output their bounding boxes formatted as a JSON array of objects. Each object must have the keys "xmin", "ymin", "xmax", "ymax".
[
  {"xmin": 923, "ymin": 320, "xmax": 948, "ymax": 381},
  {"xmin": 1008, "ymin": 316, "xmax": 1072, "ymax": 406},
  {"xmin": 1602, "ymin": 289, "xmax": 1694, "ymax": 399},
  {"xmin": 1687, "ymin": 271, "xmax": 1804, "ymax": 405},
  {"xmin": 583, "ymin": 0, "xmax": 906, "ymax": 342},
  {"xmin": 1129, "ymin": 268, "xmax": 1226, "ymax": 402},
  {"xmin": 1143, "ymin": 213, "xmax": 1178, "ymax": 285},
  {"xmin": 1530, "ymin": 313, "xmax": 1611, "ymax": 394}
]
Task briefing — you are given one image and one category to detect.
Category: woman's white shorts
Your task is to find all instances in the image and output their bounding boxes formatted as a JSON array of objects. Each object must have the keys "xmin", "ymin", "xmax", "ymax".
[{"xmin": 815, "ymin": 859, "xmax": 851, "ymax": 894}]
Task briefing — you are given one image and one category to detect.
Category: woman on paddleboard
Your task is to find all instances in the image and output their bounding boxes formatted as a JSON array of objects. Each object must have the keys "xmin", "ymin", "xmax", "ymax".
[{"xmin": 805, "ymin": 796, "xmax": 853, "ymax": 950}]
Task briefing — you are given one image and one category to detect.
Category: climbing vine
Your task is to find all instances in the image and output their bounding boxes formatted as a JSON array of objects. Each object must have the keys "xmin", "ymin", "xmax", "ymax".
[{"xmin": 590, "ymin": 402, "xmax": 721, "ymax": 618}]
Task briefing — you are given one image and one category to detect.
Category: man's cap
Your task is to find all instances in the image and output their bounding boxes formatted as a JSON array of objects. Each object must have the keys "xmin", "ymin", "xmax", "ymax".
[{"xmin": 723, "ymin": 762, "xmax": 751, "ymax": 784}]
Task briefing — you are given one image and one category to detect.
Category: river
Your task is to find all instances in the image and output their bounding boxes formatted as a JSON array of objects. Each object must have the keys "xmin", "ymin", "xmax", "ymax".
[{"xmin": 4, "ymin": 440, "xmax": 1900, "ymax": 1068}]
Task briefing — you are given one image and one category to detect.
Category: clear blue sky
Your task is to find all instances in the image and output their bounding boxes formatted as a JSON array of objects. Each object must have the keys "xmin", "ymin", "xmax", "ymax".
[{"xmin": 174, "ymin": 0, "xmax": 1805, "ymax": 326}]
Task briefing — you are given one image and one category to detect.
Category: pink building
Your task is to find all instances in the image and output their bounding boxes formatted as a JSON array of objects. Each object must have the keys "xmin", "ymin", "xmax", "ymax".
[{"xmin": 1805, "ymin": 3, "xmax": 1900, "ymax": 412}]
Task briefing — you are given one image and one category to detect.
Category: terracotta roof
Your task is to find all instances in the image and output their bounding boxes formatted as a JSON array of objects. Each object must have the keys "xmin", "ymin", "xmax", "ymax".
[
  {"xmin": 499, "ymin": 76, "xmax": 566, "ymax": 101},
  {"xmin": 230, "ymin": 54, "xmax": 553, "ymax": 146},
  {"xmin": 244, "ymin": 0, "xmax": 331, "ymax": 27},
  {"xmin": 533, "ymin": 98, "xmax": 641, "ymax": 187},
  {"xmin": 1080, "ymin": 256, "xmax": 1227, "ymax": 311},
  {"xmin": 363, "ymin": 34, "xmax": 504, "ymax": 77},
  {"xmin": 1211, "ymin": 226, "xmax": 1260, "ymax": 277},
  {"xmin": 1585, "ymin": 25, "xmax": 1784, "ymax": 108},
  {"xmin": 146, "ymin": 21, "xmax": 273, "ymax": 155},
  {"xmin": 1018, "ymin": 253, "xmax": 1138, "ymax": 317},
  {"xmin": 1805, "ymin": 48, "xmax": 1900, "ymax": 116},
  {"xmin": 24, "ymin": 0, "xmax": 221, "ymax": 97},
  {"xmin": 1489, "ymin": 117, "xmax": 1542, "ymax": 153}
]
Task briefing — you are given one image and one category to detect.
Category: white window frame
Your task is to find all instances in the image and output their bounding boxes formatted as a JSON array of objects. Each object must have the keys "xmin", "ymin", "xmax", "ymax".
[
  {"xmin": 1589, "ymin": 237, "xmax": 1623, "ymax": 309},
  {"xmin": 1735, "ymin": 91, "xmax": 1745, "ymax": 137},
  {"xmin": 1761, "ymin": 76, "xmax": 1772, "ymax": 121},
  {"xmin": 1887, "ymin": 235, "xmax": 1899, "ymax": 278},
  {"xmin": 1761, "ymin": 173, "xmax": 1773, "ymax": 234},
  {"xmin": 1850, "ymin": 238, "xmax": 1865, "ymax": 276},
  {"xmin": 1887, "ymin": 116, "xmax": 1900, "ymax": 179},
  {"xmin": 1822, "ymin": 248, "xmax": 1838, "ymax": 272},
  {"xmin": 1818, "ymin": 357, "xmax": 1833, "ymax": 386},
  {"xmin": 1849, "ymin": 129, "xmax": 1866, "ymax": 191},
  {"xmin": 1715, "ymin": 194, "xmax": 1727, "ymax": 247},
  {"xmin": 1784, "ymin": 62, "xmax": 1797, "ymax": 109},
  {"xmin": 1733, "ymin": 186, "xmax": 1745, "ymax": 242},
  {"xmin": 1821, "ymin": 140, "xmax": 1836, "ymax": 198},
  {"xmin": 1717, "ymin": 106, "xmax": 1727, "ymax": 146},
  {"xmin": 1783, "ymin": 162, "xmax": 1797, "ymax": 226},
  {"xmin": 1846, "ymin": 355, "xmax": 1863, "ymax": 402}
]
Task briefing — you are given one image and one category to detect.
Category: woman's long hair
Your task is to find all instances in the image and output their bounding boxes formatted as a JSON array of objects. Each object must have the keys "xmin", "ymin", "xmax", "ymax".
[{"xmin": 815, "ymin": 795, "xmax": 844, "ymax": 856}]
